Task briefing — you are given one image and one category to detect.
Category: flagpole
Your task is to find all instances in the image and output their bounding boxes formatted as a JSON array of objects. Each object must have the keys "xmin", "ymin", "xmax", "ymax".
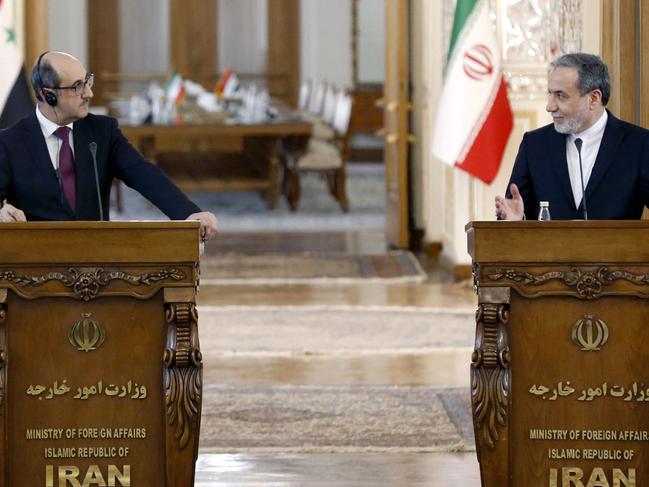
[{"xmin": 470, "ymin": 177, "xmax": 478, "ymax": 222}]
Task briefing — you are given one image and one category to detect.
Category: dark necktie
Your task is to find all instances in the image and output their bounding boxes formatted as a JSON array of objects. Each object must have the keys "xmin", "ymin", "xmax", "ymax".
[{"xmin": 54, "ymin": 126, "xmax": 76, "ymax": 211}]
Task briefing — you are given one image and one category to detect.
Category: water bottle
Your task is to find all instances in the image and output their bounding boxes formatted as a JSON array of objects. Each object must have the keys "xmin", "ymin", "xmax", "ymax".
[{"xmin": 538, "ymin": 201, "xmax": 551, "ymax": 221}]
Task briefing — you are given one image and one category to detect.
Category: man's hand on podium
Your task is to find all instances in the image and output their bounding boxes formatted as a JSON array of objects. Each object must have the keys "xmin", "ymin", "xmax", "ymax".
[
  {"xmin": 495, "ymin": 183, "xmax": 525, "ymax": 221},
  {"xmin": 0, "ymin": 203, "xmax": 26, "ymax": 222},
  {"xmin": 186, "ymin": 211, "xmax": 219, "ymax": 242}
]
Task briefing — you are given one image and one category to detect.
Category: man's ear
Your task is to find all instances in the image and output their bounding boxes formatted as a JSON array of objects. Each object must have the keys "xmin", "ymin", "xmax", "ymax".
[{"xmin": 589, "ymin": 89, "xmax": 603, "ymax": 108}]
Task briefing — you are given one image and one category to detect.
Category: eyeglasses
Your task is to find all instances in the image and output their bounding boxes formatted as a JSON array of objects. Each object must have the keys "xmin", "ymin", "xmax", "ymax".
[{"xmin": 54, "ymin": 73, "xmax": 94, "ymax": 96}]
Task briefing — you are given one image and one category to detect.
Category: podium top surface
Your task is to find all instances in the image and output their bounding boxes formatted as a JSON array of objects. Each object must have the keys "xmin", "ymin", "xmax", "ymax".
[
  {"xmin": 0, "ymin": 221, "xmax": 200, "ymax": 264},
  {"xmin": 466, "ymin": 220, "xmax": 649, "ymax": 263}
]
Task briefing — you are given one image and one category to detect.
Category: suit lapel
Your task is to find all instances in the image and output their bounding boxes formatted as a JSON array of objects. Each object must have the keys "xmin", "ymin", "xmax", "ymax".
[
  {"xmin": 547, "ymin": 128, "xmax": 576, "ymax": 210},
  {"xmin": 21, "ymin": 111, "xmax": 80, "ymax": 217},
  {"xmin": 585, "ymin": 111, "xmax": 625, "ymax": 200},
  {"xmin": 22, "ymin": 112, "xmax": 60, "ymax": 190}
]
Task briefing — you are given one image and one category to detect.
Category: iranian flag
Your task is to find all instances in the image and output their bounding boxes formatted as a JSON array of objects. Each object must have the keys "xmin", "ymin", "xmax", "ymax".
[
  {"xmin": 165, "ymin": 72, "xmax": 186, "ymax": 107},
  {"xmin": 432, "ymin": 0, "xmax": 513, "ymax": 185},
  {"xmin": 215, "ymin": 67, "xmax": 238, "ymax": 98},
  {"xmin": 0, "ymin": 0, "xmax": 32, "ymax": 129}
]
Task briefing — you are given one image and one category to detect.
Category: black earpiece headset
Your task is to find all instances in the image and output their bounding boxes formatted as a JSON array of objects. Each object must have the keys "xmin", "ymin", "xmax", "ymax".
[{"xmin": 36, "ymin": 51, "xmax": 58, "ymax": 107}]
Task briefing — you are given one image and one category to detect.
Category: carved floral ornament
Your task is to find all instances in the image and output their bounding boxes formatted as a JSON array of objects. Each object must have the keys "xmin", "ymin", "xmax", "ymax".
[
  {"xmin": 0, "ymin": 267, "xmax": 186, "ymax": 301},
  {"xmin": 483, "ymin": 266, "xmax": 649, "ymax": 300},
  {"xmin": 164, "ymin": 303, "xmax": 202, "ymax": 450},
  {"xmin": 472, "ymin": 302, "xmax": 510, "ymax": 449}
]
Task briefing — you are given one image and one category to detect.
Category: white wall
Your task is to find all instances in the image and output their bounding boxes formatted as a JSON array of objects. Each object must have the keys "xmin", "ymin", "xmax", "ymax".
[
  {"xmin": 410, "ymin": 0, "xmax": 444, "ymax": 245},
  {"xmin": 357, "ymin": 0, "xmax": 385, "ymax": 83},
  {"xmin": 47, "ymin": 0, "xmax": 88, "ymax": 66},
  {"xmin": 15, "ymin": 0, "xmax": 25, "ymax": 60},
  {"xmin": 300, "ymin": 0, "xmax": 352, "ymax": 88}
]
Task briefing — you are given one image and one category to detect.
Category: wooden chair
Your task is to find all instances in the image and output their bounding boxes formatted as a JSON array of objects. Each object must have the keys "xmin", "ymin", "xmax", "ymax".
[
  {"xmin": 312, "ymin": 84, "xmax": 339, "ymax": 140},
  {"xmin": 307, "ymin": 81, "xmax": 327, "ymax": 116},
  {"xmin": 283, "ymin": 91, "xmax": 353, "ymax": 212},
  {"xmin": 321, "ymin": 84, "xmax": 339, "ymax": 124},
  {"xmin": 297, "ymin": 79, "xmax": 311, "ymax": 112},
  {"xmin": 298, "ymin": 81, "xmax": 337, "ymax": 140}
]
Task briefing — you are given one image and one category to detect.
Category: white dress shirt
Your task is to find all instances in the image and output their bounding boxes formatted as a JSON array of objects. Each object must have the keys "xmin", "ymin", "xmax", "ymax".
[
  {"xmin": 566, "ymin": 110, "xmax": 607, "ymax": 209},
  {"xmin": 35, "ymin": 106, "xmax": 75, "ymax": 171}
]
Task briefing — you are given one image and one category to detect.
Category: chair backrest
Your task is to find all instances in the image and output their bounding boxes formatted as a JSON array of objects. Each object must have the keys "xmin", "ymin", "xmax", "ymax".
[
  {"xmin": 332, "ymin": 91, "xmax": 353, "ymax": 135},
  {"xmin": 308, "ymin": 81, "xmax": 327, "ymax": 115},
  {"xmin": 321, "ymin": 84, "xmax": 339, "ymax": 124},
  {"xmin": 298, "ymin": 80, "xmax": 311, "ymax": 111}
]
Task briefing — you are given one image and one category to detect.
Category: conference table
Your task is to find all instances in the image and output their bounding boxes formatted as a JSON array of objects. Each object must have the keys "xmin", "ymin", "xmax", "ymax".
[{"xmin": 120, "ymin": 116, "xmax": 312, "ymax": 209}]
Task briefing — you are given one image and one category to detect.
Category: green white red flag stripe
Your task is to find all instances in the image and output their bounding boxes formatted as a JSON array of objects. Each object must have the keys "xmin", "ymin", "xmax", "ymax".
[
  {"xmin": 432, "ymin": 0, "xmax": 513, "ymax": 184},
  {"xmin": 216, "ymin": 67, "xmax": 238, "ymax": 98},
  {"xmin": 0, "ymin": 0, "xmax": 33, "ymax": 129},
  {"xmin": 165, "ymin": 72, "xmax": 186, "ymax": 107}
]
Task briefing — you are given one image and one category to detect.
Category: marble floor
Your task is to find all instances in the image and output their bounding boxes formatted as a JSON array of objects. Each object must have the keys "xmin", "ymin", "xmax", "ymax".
[
  {"xmin": 195, "ymin": 453, "xmax": 481, "ymax": 486},
  {"xmin": 193, "ymin": 230, "xmax": 481, "ymax": 486}
]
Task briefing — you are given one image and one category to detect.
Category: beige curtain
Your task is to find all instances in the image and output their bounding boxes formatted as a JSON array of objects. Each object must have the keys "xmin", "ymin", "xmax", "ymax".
[
  {"xmin": 218, "ymin": 0, "xmax": 268, "ymax": 76},
  {"xmin": 119, "ymin": 0, "xmax": 170, "ymax": 91}
]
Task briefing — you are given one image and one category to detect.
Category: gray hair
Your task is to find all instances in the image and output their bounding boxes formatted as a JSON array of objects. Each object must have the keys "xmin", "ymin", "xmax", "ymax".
[
  {"xmin": 550, "ymin": 53, "xmax": 610, "ymax": 105},
  {"xmin": 30, "ymin": 54, "xmax": 61, "ymax": 102}
]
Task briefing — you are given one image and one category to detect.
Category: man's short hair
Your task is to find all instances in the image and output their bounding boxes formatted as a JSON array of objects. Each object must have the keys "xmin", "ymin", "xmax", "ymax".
[
  {"xmin": 550, "ymin": 53, "xmax": 611, "ymax": 106},
  {"xmin": 30, "ymin": 56, "xmax": 60, "ymax": 102}
]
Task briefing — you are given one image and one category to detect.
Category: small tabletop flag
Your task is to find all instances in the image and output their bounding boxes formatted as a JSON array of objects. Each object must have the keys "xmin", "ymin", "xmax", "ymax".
[
  {"xmin": 165, "ymin": 72, "xmax": 186, "ymax": 107},
  {"xmin": 215, "ymin": 68, "xmax": 239, "ymax": 98}
]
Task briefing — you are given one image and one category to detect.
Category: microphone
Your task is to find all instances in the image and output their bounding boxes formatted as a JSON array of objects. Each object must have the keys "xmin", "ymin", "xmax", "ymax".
[
  {"xmin": 574, "ymin": 138, "xmax": 588, "ymax": 220},
  {"xmin": 88, "ymin": 142, "xmax": 104, "ymax": 221}
]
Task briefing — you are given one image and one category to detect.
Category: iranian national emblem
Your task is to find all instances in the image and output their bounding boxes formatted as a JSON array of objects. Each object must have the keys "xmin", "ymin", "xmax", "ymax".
[
  {"xmin": 463, "ymin": 44, "xmax": 494, "ymax": 81},
  {"xmin": 571, "ymin": 315, "xmax": 609, "ymax": 352},
  {"xmin": 69, "ymin": 313, "xmax": 106, "ymax": 352}
]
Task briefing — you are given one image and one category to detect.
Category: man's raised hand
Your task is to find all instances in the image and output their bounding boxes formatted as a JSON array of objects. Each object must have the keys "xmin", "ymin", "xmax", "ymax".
[{"xmin": 494, "ymin": 183, "xmax": 525, "ymax": 221}]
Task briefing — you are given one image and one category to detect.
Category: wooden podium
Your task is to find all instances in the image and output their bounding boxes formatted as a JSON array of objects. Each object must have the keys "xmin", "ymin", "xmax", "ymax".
[
  {"xmin": 0, "ymin": 222, "xmax": 202, "ymax": 486},
  {"xmin": 467, "ymin": 221, "xmax": 649, "ymax": 486}
]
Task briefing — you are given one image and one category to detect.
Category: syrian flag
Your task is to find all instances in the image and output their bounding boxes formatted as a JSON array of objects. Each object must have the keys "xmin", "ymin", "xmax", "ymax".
[
  {"xmin": 0, "ymin": 0, "xmax": 33, "ymax": 129},
  {"xmin": 432, "ymin": 0, "xmax": 513, "ymax": 185}
]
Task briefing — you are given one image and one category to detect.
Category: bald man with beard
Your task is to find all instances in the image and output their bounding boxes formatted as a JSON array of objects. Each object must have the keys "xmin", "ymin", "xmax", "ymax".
[{"xmin": 0, "ymin": 51, "xmax": 218, "ymax": 241}]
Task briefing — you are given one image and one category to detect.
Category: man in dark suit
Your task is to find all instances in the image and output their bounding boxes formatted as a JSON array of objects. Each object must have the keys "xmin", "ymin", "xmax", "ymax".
[
  {"xmin": 495, "ymin": 53, "xmax": 649, "ymax": 220},
  {"xmin": 0, "ymin": 51, "xmax": 218, "ymax": 241}
]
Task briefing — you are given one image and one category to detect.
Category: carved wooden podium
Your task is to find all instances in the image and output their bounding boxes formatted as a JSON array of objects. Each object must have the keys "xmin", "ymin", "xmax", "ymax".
[
  {"xmin": 467, "ymin": 221, "xmax": 649, "ymax": 486},
  {"xmin": 0, "ymin": 222, "xmax": 202, "ymax": 486}
]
